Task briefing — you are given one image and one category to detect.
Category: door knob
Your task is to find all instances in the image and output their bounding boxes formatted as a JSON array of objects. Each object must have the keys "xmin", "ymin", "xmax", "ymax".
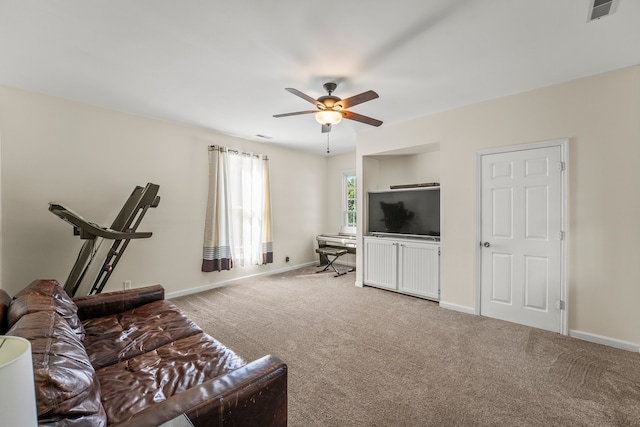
[{"xmin": 483, "ymin": 242, "xmax": 491, "ymax": 247}]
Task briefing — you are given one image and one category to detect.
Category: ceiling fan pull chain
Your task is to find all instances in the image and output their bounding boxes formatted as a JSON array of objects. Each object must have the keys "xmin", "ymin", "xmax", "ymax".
[{"xmin": 326, "ymin": 133, "xmax": 330, "ymax": 154}]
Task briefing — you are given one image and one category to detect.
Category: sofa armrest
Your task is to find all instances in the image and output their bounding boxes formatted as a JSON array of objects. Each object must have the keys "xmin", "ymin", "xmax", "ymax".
[
  {"xmin": 109, "ymin": 355, "xmax": 288, "ymax": 427},
  {"xmin": 74, "ymin": 285, "xmax": 165, "ymax": 320}
]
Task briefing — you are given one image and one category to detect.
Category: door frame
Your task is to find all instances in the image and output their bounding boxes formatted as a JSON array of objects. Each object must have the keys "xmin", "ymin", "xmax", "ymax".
[{"xmin": 474, "ymin": 139, "xmax": 569, "ymax": 335}]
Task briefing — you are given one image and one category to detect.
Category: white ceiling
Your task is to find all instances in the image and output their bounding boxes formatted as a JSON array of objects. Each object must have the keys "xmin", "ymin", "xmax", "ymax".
[{"xmin": 1, "ymin": 1, "xmax": 638, "ymax": 156}]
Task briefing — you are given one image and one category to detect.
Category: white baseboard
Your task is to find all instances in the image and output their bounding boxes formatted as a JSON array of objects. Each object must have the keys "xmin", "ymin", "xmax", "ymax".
[
  {"xmin": 166, "ymin": 261, "xmax": 315, "ymax": 299},
  {"xmin": 439, "ymin": 301, "xmax": 477, "ymax": 315},
  {"xmin": 436, "ymin": 305, "xmax": 639, "ymax": 352},
  {"xmin": 167, "ymin": 281, "xmax": 229, "ymax": 299},
  {"xmin": 569, "ymin": 329, "xmax": 640, "ymax": 353}
]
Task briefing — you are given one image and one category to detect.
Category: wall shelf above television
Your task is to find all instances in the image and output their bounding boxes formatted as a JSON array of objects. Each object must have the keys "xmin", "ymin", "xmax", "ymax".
[{"xmin": 389, "ymin": 182, "xmax": 439, "ymax": 189}]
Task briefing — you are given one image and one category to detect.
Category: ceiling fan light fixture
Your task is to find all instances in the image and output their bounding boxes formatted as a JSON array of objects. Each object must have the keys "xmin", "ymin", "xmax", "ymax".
[
  {"xmin": 315, "ymin": 110, "xmax": 342, "ymax": 125},
  {"xmin": 275, "ymin": 84, "xmax": 382, "ymax": 131}
]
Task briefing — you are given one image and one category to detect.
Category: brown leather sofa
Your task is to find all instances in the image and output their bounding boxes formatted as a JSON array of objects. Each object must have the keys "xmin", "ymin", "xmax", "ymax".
[{"xmin": 0, "ymin": 279, "xmax": 287, "ymax": 426}]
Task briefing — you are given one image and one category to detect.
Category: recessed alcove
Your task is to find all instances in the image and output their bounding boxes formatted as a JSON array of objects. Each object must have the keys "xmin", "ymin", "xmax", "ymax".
[
  {"xmin": 361, "ymin": 142, "xmax": 442, "ymax": 300},
  {"xmin": 362, "ymin": 142, "xmax": 440, "ymax": 193},
  {"xmin": 362, "ymin": 143, "xmax": 441, "ymax": 237}
]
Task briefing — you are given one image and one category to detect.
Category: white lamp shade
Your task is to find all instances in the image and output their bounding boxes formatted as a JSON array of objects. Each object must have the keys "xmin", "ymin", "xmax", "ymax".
[
  {"xmin": 315, "ymin": 110, "xmax": 343, "ymax": 125},
  {"xmin": 0, "ymin": 336, "xmax": 38, "ymax": 426}
]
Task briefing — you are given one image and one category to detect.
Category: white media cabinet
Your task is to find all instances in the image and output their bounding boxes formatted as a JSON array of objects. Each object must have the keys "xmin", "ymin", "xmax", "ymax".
[{"xmin": 363, "ymin": 235, "xmax": 440, "ymax": 301}]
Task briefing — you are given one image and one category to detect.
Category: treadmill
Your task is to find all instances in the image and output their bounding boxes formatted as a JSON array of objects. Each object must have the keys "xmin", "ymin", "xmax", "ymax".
[{"xmin": 49, "ymin": 183, "xmax": 160, "ymax": 297}]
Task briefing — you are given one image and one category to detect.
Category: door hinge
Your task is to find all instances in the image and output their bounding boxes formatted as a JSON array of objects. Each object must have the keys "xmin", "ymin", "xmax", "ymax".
[
  {"xmin": 557, "ymin": 231, "xmax": 564, "ymax": 241},
  {"xmin": 556, "ymin": 300, "xmax": 565, "ymax": 310},
  {"xmin": 557, "ymin": 161, "xmax": 565, "ymax": 172}
]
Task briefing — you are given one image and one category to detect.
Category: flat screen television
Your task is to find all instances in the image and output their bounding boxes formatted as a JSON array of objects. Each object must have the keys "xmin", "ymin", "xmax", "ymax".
[{"xmin": 367, "ymin": 187, "xmax": 440, "ymax": 238}]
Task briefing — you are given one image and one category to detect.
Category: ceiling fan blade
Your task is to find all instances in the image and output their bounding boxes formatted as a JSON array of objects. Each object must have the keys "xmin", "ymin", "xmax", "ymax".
[
  {"xmin": 321, "ymin": 124, "xmax": 331, "ymax": 133},
  {"xmin": 285, "ymin": 88, "xmax": 321, "ymax": 106},
  {"xmin": 273, "ymin": 110, "xmax": 317, "ymax": 118},
  {"xmin": 338, "ymin": 90, "xmax": 379, "ymax": 109},
  {"xmin": 342, "ymin": 110, "xmax": 383, "ymax": 127}
]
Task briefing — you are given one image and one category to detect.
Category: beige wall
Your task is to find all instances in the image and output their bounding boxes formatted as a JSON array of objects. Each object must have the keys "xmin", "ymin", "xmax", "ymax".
[
  {"xmin": 0, "ymin": 86, "xmax": 328, "ymax": 296},
  {"xmin": 357, "ymin": 66, "xmax": 640, "ymax": 346}
]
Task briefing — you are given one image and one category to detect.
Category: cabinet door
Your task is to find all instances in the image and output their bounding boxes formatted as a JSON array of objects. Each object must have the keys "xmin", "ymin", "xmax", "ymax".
[
  {"xmin": 398, "ymin": 242, "xmax": 439, "ymax": 300},
  {"xmin": 364, "ymin": 238, "xmax": 398, "ymax": 290}
]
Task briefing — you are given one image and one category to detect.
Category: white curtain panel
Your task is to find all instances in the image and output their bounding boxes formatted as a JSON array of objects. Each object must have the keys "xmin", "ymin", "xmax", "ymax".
[
  {"xmin": 202, "ymin": 147, "xmax": 233, "ymax": 272},
  {"xmin": 203, "ymin": 146, "xmax": 273, "ymax": 272}
]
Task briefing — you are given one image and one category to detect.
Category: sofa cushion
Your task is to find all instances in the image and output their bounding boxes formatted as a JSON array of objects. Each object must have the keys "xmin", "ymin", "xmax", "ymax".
[
  {"xmin": 97, "ymin": 332, "xmax": 246, "ymax": 424},
  {"xmin": 8, "ymin": 279, "xmax": 85, "ymax": 339},
  {"xmin": 82, "ymin": 299, "xmax": 203, "ymax": 369},
  {"xmin": 7, "ymin": 310, "xmax": 107, "ymax": 426}
]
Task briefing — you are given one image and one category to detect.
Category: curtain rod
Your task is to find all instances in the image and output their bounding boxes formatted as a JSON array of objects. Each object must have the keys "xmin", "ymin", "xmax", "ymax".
[{"xmin": 209, "ymin": 145, "xmax": 268, "ymax": 160}]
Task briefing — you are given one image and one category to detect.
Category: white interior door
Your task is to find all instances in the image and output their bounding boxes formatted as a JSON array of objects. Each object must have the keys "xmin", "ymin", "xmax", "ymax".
[{"xmin": 479, "ymin": 144, "xmax": 565, "ymax": 333}]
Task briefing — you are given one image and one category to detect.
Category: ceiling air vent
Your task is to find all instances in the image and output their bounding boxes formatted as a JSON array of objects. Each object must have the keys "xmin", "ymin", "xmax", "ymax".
[{"xmin": 588, "ymin": 0, "xmax": 619, "ymax": 21}]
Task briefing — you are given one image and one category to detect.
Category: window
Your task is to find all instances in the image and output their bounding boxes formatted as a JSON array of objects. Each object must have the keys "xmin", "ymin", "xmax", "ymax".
[{"xmin": 343, "ymin": 170, "xmax": 356, "ymax": 229}]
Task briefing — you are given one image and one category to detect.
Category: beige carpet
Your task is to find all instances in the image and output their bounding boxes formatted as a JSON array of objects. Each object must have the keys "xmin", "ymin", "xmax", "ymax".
[{"xmin": 173, "ymin": 266, "xmax": 640, "ymax": 426}]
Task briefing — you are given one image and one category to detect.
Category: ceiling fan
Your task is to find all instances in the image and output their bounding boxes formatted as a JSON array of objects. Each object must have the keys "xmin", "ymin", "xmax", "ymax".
[{"xmin": 273, "ymin": 82, "xmax": 383, "ymax": 133}]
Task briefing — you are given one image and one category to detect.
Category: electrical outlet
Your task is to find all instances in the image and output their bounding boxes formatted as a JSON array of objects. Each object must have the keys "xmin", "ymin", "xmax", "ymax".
[
  {"xmin": 285, "ymin": 256, "xmax": 290, "ymax": 263},
  {"xmin": 123, "ymin": 280, "xmax": 132, "ymax": 290}
]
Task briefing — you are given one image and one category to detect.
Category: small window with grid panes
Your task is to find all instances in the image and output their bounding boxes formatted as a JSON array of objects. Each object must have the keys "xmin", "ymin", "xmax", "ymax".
[{"xmin": 343, "ymin": 171, "xmax": 356, "ymax": 229}]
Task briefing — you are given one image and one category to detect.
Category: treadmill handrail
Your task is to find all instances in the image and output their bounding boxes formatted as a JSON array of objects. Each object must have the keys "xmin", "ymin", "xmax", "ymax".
[
  {"xmin": 49, "ymin": 203, "xmax": 152, "ymax": 240},
  {"xmin": 110, "ymin": 183, "xmax": 160, "ymax": 232}
]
